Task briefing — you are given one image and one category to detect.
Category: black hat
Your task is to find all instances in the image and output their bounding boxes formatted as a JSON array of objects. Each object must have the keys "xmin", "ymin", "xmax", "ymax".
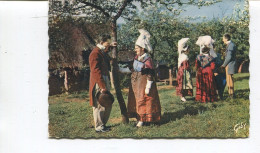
[{"xmin": 96, "ymin": 91, "xmax": 114, "ymax": 108}]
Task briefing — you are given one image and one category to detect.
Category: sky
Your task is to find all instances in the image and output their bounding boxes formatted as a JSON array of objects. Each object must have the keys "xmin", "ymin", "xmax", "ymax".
[
  {"xmin": 118, "ymin": 0, "xmax": 246, "ymax": 24},
  {"xmin": 180, "ymin": 0, "xmax": 246, "ymax": 19}
]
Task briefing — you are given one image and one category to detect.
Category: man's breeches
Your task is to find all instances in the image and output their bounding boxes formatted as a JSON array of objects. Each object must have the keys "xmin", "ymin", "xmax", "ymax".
[{"xmin": 92, "ymin": 76, "xmax": 112, "ymax": 130}]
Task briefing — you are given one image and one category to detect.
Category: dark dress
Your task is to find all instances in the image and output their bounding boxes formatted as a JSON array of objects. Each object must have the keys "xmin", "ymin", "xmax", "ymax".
[{"xmin": 214, "ymin": 53, "xmax": 226, "ymax": 99}]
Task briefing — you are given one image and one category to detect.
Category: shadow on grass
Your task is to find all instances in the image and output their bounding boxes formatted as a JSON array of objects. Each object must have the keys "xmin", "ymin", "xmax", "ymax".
[
  {"xmin": 160, "ymin": 104, "xmax": 208, "ymax": 125},
  {"xmin": 234, "ymin": 89, "xmax": 250, "ymax": 100},
  {"xmin": 234, "ymin": 75, "xmax": 249, "ymax": 82},
  {"xmin": 186, "ymin": 97, "xmax": 195, "ymax": 101},
  {"xmin": 220, "ymin": 88, "xmax": 250, "ymax": 101}
]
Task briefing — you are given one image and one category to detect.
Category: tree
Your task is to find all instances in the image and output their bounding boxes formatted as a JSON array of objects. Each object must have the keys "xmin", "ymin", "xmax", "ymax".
[
  {"xmin": 117, "ymin": 4, "xmax": 194, "ymax": 68},
  {"xmin": 49, "ymin": 0, "xmax": 221, "ymax": 123},
  {"xmin": 118, "ymin": 0, "xmax": 249, "ymax": 71}
]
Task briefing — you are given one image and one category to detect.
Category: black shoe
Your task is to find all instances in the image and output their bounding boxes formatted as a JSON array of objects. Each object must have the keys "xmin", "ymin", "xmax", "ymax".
[
  {"xmin": 104, "ymin": 125, "xmax": 111, "ymax": 130},
  {"xmin": 229, "ymin": 94, "xmax": 234, "ymax": 99},
  {"xmin": 219, "ymin": 96, "xmax": 224, "ymax": 100}
]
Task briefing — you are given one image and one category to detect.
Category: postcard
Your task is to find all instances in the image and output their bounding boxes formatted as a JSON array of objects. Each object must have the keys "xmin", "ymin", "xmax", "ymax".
[{"xmin": 0, "ymin": 0, "xmax": 260, "ymax": 153}]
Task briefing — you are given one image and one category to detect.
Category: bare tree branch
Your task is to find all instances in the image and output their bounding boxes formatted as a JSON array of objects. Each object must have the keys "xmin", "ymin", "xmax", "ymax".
[
  {"xmin": 113, "ymin": 0, "xmax": 133, "ymax": 21},
  {"xmin": 80, "ymin": 1, "xmax": 110, "ymax": 18}
]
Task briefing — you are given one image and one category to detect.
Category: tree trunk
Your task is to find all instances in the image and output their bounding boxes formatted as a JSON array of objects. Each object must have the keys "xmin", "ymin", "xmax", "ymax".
[
  {"xmin": 110, "ymin": 19, "xmax": 129, "ymax": 123},
  {"xmin": 64, "ymin": 70, "xmax": 69, "ymax": 94},
  {"xmin": 169, "ymin": 68, "xmax": 173, "ymax": 86},
  {"xmin": 109, "ymin": 71, "xmax": 115, "ymax": 89},
  {"xmin": 238, "ymin": 60, "xmax": 249, "ymax": 73}
]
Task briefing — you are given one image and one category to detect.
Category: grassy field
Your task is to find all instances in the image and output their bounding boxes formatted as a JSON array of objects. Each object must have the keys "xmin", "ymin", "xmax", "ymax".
[{"xmin": 48, "ymin": 73, "xmax": 249, "ymax": 139}]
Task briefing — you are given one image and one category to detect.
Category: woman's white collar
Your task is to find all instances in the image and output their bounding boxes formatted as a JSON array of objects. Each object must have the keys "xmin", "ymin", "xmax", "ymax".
[
  {"xmin": 138, "ymin": 53, "xmax": 148, "ymax": 61},
  {"xmin": 202, "ymin": 53, "xmax": 209, "ymax": 56}
]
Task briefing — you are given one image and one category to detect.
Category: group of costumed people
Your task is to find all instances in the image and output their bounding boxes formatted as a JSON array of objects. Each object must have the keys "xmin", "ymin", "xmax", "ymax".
[
  {"xmin": 176, "ymin": 34, "xmax": 236, "ymax": 103},
  {"xmin": 88, "ymin": 29, "xmax": 236, "ymax": 132},
  {"xmin": 89, "ymin": 29, "xmax": 160, "ymax": 132}
]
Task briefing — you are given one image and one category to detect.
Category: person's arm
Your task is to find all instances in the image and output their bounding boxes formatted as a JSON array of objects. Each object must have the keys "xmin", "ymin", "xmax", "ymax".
[
  {"xmin": 195, "ymin": 58, "xmax": 200, "ymax": 70},
  {"xmin": 144, "ymin": 58, "xmax": 154, "ymax": 95},
  {"xmin": 222, "ymin": 44, "xmax": 234, "ymax": 67},
  {"xmin": 118, "ymin": 67, "xmax": 131, "ymax": 73},
  {"xmin": 118, "ymin": 63, "xmax": 132, "ymax": 73},
  {"xmin": 210, "ymin": 62, "xmax": 216, "ymax": 70},
  {"xmin": 89, "ymin": 51, "xmax": 107, "ymax": 91}
]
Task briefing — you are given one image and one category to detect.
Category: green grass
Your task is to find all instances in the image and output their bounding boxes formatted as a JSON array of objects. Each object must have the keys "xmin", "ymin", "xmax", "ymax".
[{"xmin": 48, "ymin": 73, "xmax": 249, "ymax": 138}]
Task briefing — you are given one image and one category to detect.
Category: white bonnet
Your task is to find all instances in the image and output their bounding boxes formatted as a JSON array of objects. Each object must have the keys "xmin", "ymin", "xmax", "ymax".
[
  {"xmin": 135, "ymin": 29, "xmax": 152, "ymax": 52},
  {"xmin": 196, "ymin": 35, "xmax": 215, "ymax": 47},
  {"xmin": 196, "ymin": 35, "xmax": 217, "ymax": 57},
  {"xmin": 178, "ymin": 38, "xmax": 189, "ymax": 54}
]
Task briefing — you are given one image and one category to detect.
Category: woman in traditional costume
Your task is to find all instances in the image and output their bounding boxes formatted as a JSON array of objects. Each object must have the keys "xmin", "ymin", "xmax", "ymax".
[
  {"xmin": 176, "ymin": 38, "xmax": 193, "ymax": 102},
  {"xmin": 119, "ymin": 29, "xmax": 161, "ymax": 127},
  {"xmin": 195, "ymin": 36, "xmax": 218, "ymax": 102}
]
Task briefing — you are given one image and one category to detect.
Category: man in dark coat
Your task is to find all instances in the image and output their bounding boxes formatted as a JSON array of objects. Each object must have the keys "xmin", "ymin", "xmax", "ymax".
[
  {"xmin": 221, "ymin": 33, "xmax": 236, "ymax": 98},
  {"xmin": 89, "ymin": 35, "xmax": 116, "ymax": 132}
]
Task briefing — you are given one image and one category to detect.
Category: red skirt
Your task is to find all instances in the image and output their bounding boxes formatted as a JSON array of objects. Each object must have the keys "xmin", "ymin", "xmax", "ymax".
[{"xmin": 195, "ymin": 67, "xmax": 218, "ymax": 102}]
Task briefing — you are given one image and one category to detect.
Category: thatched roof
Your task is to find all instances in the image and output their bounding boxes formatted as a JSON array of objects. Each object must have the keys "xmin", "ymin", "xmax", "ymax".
[{"xmin": 48, "ymin": 18, "xmax": 110, "ymax": 70}]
